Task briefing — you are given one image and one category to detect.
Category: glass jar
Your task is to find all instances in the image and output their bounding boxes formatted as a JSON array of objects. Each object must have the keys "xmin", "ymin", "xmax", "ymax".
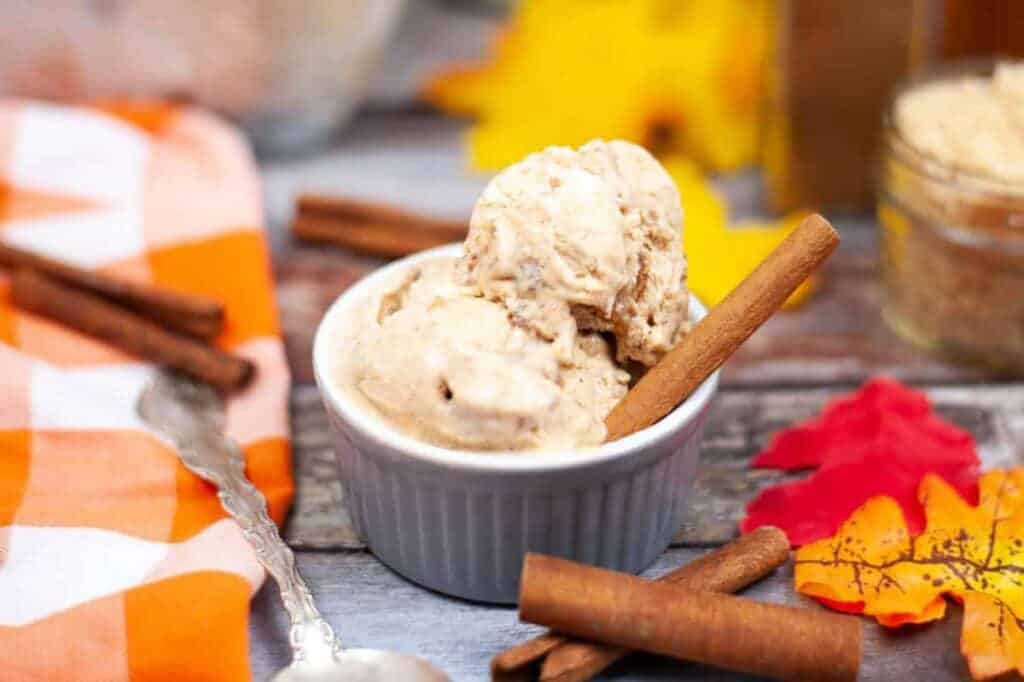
[
  {"xmin": 761, "ymin": 0, "xmax": 930, "ymax": 213},
  {"xmin": 878, "ymin": 61, "xmax": 1024, "ymax": 372}
]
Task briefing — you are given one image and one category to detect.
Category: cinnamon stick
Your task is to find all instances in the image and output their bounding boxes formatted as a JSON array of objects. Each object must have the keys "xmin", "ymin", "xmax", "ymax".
[
  {"xmin": 291, "ymin": 193, "xmax": 467, "ymax": 258},
  {"xmin": 292, "ymin": 213, "xmax": 464, "ymax": 259},
  {"xmin": 491, "ymin": 527, "xmax": 790, "ymax": 681},
  {"xmin": 519, "ymin": 553, "xmax": 861, "ymax": 682},
  {"xmin": 604, "ymin": 213, "xmax": 839, "ymax": 442},
  {"xmin": 492, "ymin": 634, "xmax": 565, "ymax": 682},
  {"xmin": 545, "ymin": 526, "xmax": 789, "ymax": 681},
  {"xmin": 0, "ymin": 242, "xmax": 224, "ymax": 340},
  {"xmin": 11, "ymin": 269, "xmax": 253, "ymax": 392},
  {"xmin": 297, "ymin": 194, "xmax": 467, "ymax": 230}
]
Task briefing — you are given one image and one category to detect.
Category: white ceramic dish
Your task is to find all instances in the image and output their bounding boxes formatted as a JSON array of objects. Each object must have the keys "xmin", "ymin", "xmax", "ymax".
[{"xmin": 313, "ymin": 244, "xmax": 719, "ymax": 603}]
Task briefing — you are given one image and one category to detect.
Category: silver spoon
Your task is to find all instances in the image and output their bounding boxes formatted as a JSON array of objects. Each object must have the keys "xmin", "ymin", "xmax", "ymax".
[{"xmin": 137, "ymin": 371, "xmax": 448, "ymax": 682}]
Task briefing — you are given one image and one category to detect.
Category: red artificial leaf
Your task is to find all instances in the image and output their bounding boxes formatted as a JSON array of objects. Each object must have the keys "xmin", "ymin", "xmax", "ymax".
[{"xmin": 740, "ymin": 377, "xmax": 980, "ymax": 546}]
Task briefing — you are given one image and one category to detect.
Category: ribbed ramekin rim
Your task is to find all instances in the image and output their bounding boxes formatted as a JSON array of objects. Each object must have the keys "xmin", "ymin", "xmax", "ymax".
[{"xmin": 312, "ymin": 243, "xmax": 719, "ymax": 474}]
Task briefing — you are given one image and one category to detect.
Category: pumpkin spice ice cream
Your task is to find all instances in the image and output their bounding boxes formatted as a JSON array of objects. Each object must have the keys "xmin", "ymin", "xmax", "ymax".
[
  {"xmin": 346, "ymin": 259, "xmax": 630, "ymax": 450},
  {"xmin": 339, "ymin": 140, "xmax": 690, "ymax": 451},
  {"xmin": 460, "ymin": 140, "xmax": 689, "ymax": 367}
]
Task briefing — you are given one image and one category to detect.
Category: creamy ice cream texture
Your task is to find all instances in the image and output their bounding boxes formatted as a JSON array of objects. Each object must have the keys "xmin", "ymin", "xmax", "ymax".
[
  {"xmin": 340, "ymin": 140, "xmax": 690, "ymax": 451},
  {"xmin": 460, "ymin": 140, "xmax": 689, "ymax": 366},
  {"xmin": 346, "ymin": 259, "xmax": 631, "ymax": 450}
]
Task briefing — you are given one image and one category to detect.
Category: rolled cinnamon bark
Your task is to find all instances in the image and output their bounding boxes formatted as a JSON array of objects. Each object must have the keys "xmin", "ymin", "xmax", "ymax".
[
  {"xmin": 11, "ymin": 269, "xmax": 253, "ymax": 392},
  {"xmin": 0, "ymin": 242, "xmax": 224, "ymax": 340},
  {"xmin": 292, "ymin": 213, "xmax": 464, "ymax": 259},
  {"xmin": 541, "ymin": 526, "xmax": 790, "ymax": 681},
  {"xmin": 519, "ymin": 553, "xmax": 861, "ymax": 682},
  {"xmin": 292, "ymin": 193, "xmax": 467, "ymax": 258},
  {"xmin": 491, "ymin": 633, "xmax": 565, "ymax": 681},
  {"xmin": 491, "ymin": 527, "xmax": 790, "ymax": 681},
  {"xmin": 604, "ymin": 213, "xmax": 839, "ymax": 442},
  {"xmin": 297, "ymin": 193, "xmax": 467, "ymax": 232}
]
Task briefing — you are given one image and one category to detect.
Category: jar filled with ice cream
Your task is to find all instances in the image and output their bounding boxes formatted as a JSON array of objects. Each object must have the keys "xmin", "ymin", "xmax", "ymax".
[{"xmin": 879, "ymin": 60, "xmax": 1024, "ymax": 371}]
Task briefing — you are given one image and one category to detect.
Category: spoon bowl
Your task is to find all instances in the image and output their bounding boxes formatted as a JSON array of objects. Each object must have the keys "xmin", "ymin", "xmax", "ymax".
[{"xmin": 272, "ymin": 648, "xmax": 449, "ymax": 682}]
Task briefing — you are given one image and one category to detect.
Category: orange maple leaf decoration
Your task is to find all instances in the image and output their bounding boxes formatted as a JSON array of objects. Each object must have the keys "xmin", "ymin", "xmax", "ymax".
[{"xmin": 796, "ymin": 469, "xmax": 1024, "ymax": 679}]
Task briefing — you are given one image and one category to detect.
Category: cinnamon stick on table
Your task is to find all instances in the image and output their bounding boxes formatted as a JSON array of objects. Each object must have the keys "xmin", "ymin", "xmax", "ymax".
[
  {"xmin": 519, "ymin": 554, "xmax": 861, "ymax": 682},
  {"xmin": 291, "ymin": 193, "xmax": 467, "ymax": 258},
  {"xmin": 11, "ymin": 269, "xmax": 252, "ymax": 393},
  {"xmin": 604, "ymin": 213, "xmax": 839, "ymax": 442},
  {"xmin": 491, "ymin": 527, "xmax": 790, "ymax": 681},
  {"xmin": 0, "ymin": 242, "xmax": 224, "ymax": 340}
]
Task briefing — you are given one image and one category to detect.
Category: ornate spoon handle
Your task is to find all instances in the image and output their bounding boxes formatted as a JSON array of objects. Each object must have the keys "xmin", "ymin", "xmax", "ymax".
[
  {"xmin": 207, "ymin": 447, "xmax": 341, "ymax": 663},
  {"xmin": 137, "ymin": 372, "xmax": 341, "ymax": 665}
]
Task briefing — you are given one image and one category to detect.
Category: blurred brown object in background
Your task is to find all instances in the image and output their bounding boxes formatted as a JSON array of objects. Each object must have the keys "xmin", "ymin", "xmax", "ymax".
[
  {"xmin": 943, "ymin": 0, "xmax": 1024, "ymax": 59},
  {"xmin": 762, "ymin": 1, "xmax": 929, "ymax": 214}
]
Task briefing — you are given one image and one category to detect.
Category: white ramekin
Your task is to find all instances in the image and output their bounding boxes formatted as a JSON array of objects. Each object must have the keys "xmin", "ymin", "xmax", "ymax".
[{"xmin": 313, "ymin": 244, "xmax": 719, "ymax": 603}]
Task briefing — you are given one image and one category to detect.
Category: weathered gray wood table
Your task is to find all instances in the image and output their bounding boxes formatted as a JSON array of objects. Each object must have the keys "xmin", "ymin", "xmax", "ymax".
[{"xmin": 250, "ymin": 114, "xmax": 1024, "ymax": 681}]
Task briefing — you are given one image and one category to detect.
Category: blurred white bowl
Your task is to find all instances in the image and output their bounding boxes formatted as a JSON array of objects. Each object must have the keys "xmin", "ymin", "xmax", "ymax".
[{"xmin": 0, "ymin": 0, "xmax": 406, "ymax": 153}]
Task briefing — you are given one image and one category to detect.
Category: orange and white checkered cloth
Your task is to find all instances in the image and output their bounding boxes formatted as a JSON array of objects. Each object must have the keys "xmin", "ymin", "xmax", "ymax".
[{"xmin": 0, "ymin": 101, "xmax": 292, "ymax": 681}]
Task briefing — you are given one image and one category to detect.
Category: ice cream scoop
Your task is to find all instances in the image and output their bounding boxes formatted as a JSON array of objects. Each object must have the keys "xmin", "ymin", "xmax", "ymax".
[
  {"xmin": 459, "ymin": 140, "xmax": 689, "ymax": 367},
  {"xmin": 345, "ymin": 259, "xmax": 628, "ymax": 450},
  {"xmin": 340, "ymin": 140, "xmax": 690, "ymax": 452}
]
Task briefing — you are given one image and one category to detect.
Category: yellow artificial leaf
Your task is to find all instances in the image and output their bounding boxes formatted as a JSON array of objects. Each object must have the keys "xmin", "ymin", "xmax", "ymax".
[
  {"xmin": 424, "ymin": 0, "xmax": 770, "ymax": 171},
  {"xmin": 661, "ymin": 156, "xmax": 818, "ymax": 310},
  {"xmin": 795, "ymin": 470, "xmax": 1024, "ymax": 680},
  {"xmin": 878, "ymin": 200, "xmax": 911, "ymax": 269},
  {"xmin": 730, "ymin": 214, "xmax": 819, "ymax": 309}
]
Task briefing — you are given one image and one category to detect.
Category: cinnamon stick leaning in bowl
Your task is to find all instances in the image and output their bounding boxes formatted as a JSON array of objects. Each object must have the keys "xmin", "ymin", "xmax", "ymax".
[{"xmin": 605, "ymin": 213, "xmax": 839, "ymax": 441}]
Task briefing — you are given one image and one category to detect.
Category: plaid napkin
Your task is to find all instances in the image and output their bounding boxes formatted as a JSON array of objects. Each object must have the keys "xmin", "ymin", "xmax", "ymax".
[{"xmin": 0, "ymin": 101, "xmax": 292, "ymax": 681}]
